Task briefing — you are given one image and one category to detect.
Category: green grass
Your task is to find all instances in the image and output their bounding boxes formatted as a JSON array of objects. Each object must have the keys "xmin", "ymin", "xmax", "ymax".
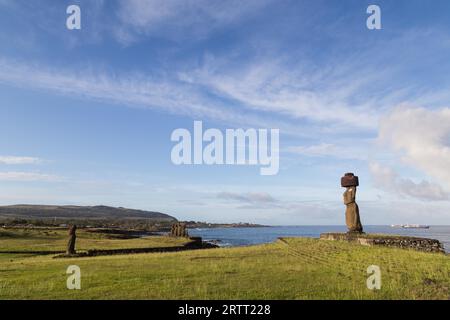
[
  {"xmin": 0, "ymin": 233, "xmax": 448, "ymax": 300},
  {"xmin": 0, "ymin": 228, "xmax": 188, "ymax": 252}
]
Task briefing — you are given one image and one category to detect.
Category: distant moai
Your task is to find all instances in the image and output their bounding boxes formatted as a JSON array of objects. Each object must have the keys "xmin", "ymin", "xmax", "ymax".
[
  {"xmin": 66, "ymin": 225, "xmax": 77, "ymax": 255},
  {"xmin": 170, "ymin": 222, "xmax": 189, "ymax": 237},
  {"xmin": 341, "ymin": 173, "xmax": 363, "ymax": 233}
]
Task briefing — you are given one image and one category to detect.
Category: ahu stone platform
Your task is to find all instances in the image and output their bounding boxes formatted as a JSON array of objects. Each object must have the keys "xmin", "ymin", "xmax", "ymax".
[{"xmin": 320, "ymin": 233, "xmax": 445, "ymax": 254}]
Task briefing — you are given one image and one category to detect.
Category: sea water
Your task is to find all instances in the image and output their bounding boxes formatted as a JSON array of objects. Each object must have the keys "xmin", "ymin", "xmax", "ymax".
[{"xmin": 189, "ymin": 225, "xmax": 450, "ymax": 253}]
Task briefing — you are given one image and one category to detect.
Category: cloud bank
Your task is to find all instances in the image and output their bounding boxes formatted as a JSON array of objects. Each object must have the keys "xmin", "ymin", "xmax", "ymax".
[
  {"xmin": 378, "ymin": 106, "xmax": 450, "ymax": 192},
  {"xmin": 369, "ymin": 162, "xmax": 449, "ymax": 201}
]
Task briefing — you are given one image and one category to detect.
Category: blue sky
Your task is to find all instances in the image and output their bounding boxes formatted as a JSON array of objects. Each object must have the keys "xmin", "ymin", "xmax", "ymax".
[{"xmin": 1, "ymin": 0, "xmax": 450, "ymax": 225}]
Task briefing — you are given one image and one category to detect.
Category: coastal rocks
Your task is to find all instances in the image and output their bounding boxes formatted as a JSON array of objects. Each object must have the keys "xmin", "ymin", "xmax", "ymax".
[
  {"xmin": 320, "ymin": 233, "xmax": 445, "ymax": 254},
  {"xmin": 185, "ymin": 236, "xmax": 202, "ymax": 247},
  {"xmin": 170, "ymin": 222, "xmax": 189, "ymax": 237},
  {"xmin": 185, "ymin": 237, "xmax": 219, "ymax": 249}
]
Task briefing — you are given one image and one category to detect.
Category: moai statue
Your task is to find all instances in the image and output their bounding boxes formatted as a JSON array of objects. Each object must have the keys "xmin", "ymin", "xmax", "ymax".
[
  {"xmin": 66, "ymin": 225, "xmax": 77, "ymax": 255},
  {"xmin": 341, "ymin": 173, "xmax": 363, "ymax": 233},
  {"xmin": 170, "ymin": 223, "xmax": 177, "ymax": 237},
  {"xmin": 170, "ymin": 222, "xmax": 189, "ymax": 237},
  {"xmin": 180, "ymin": 223, "xmax": 188, "ymax": 237}
]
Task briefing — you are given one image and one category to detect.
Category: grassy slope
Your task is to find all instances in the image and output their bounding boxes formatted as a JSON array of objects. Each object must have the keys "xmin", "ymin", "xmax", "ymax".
[{"xmin": 0, "ymin": 236, "xmax": 448, "ymax": 300}]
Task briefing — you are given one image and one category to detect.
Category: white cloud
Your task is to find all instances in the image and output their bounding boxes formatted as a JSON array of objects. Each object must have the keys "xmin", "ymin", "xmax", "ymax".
[
  {"xmin": 369, "ymin": 162, "xmax": 449, "ymax": 201},
  {"xmin": 0, "ymin": 156, "xmax": 42, "ymax": 165},
  {"xmin": 0, "ymin": 172, "xmax": 61, "ymax": 182},
  {"xmin": 378, "ymin": 106, "xmax": 450, "ymax": 191}
]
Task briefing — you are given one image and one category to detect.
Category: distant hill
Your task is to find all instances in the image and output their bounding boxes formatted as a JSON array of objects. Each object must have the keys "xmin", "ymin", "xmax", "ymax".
[{"xmin": 0, "ymin": 205, "xmax": 177, "ymax": 222}]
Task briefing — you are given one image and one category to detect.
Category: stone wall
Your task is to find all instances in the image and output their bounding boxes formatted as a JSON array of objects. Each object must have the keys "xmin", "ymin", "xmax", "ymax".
[
  {"xmin": 54, "ymin": 236, "xmax": 218, "ymax": 258},
  {"xmin": 320, "ymin": 233, "xmax": 445, "ymax": 254}
]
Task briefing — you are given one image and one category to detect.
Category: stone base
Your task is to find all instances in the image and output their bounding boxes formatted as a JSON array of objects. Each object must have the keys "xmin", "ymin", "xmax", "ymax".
[{"xmin": 320, "ymin": 233, "xmax": 445, "ymax": 254}]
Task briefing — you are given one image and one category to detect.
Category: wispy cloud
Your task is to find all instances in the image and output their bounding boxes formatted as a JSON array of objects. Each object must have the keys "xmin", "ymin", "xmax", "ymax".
[
  {"xmin": 0, "ymin": 57, "xmax": 229, "ymax": 120},
  {"xmin": 285, "ymin": 143, "xmax": 369, "ymax": 161},
  {"xmin": 215, "ymin": 190, "xmax": 341, "ymax": 220},
  {"xmin": 217, "ymin": 191, "xmax": 277, "ymax": 204},
  {"xmin": 0, "ymin": 156, "xmax": 42, "ymax": 165},
  {"xmin": 115, "ymin": 0, "xmax": 272, "ymax": 43},
  {"xmin": 0, "ymin": 57, "xmax": 341, "ymax": 138},
  {"xmin": 0, "ymin": 59, "xmax": 296, "ymax": 133},
  {"xmin": 185, "ymin": 57, "xmax": 381, "ymax": 130},
  {"xmin": 0, "ymin": 172, "xmax": 61, "ymax": 182}
]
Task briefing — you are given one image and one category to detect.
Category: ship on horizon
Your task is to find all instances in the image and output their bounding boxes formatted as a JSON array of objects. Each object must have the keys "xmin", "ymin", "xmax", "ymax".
[{"xmin": 390, "ymin": 224, "xmax": 430, "ymax": 229}]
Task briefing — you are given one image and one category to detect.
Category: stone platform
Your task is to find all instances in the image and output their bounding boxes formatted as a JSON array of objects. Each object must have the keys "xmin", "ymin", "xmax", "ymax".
[{"xmin": 320, "ymin": 232, "xmax": 445, "ymax": 254}]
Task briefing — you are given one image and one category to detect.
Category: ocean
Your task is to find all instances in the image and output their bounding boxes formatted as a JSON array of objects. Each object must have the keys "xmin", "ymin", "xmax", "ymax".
[{"xmin": 189, "ymin": 225, "xmax": 450, "ymax": 253}]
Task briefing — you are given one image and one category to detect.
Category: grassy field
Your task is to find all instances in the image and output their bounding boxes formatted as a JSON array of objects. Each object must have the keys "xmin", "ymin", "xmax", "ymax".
[
  {"xmin": 0, "ymin": 228, "xmax": 188, "ymax": 252},
  {"xmin": 0, "ymin": 230, "xmax": 448, "ymax": 299}
]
